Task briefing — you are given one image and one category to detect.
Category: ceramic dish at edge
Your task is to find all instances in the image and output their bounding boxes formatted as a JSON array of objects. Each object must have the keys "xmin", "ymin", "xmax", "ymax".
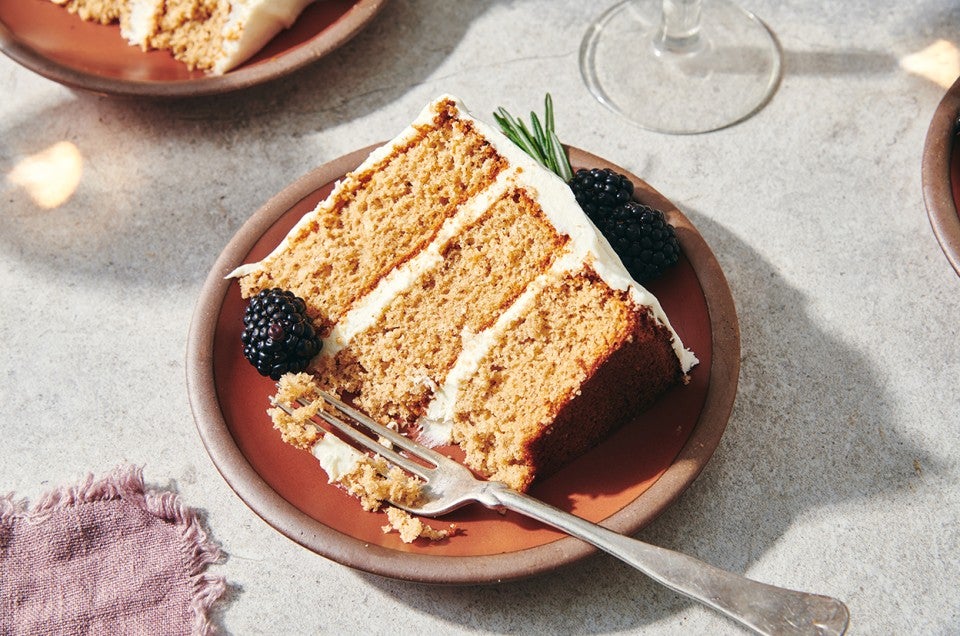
[
  {"xmin": 186, "ymin": 145, "xmax": 741, "ymax": 584},
  {"xmin": 922, "ymin": 75, "xmax": 960, "ymax": 277},
  {"xmin": 0, "ymin": 0, "xmax": 386, "ymax": 98}
]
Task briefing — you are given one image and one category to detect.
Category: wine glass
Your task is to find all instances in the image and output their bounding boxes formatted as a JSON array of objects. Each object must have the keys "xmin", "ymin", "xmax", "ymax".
[{"xmin": 580, "ymin": 0, "xmax": 782, "ymax": 134}]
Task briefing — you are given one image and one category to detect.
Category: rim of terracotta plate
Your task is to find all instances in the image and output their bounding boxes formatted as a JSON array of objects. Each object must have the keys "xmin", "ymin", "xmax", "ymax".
[
  {"xmin": 186, "ymin": 145, "xmax": 741, "ymax": 584},
  {"xmin": 922, "ymin": 75, "xmax": 960, "ymax": 277}
]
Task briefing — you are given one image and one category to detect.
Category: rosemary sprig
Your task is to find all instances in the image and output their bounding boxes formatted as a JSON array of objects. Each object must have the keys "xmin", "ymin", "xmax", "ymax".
[{"xmin": 494, "ymin": 94, "xmax": 573, "ymax": 182}]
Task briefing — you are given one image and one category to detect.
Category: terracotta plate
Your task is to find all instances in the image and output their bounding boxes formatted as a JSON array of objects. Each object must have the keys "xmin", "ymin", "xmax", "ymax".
[
  {"xmin": 186, "ymin": 145, "xmax": 741, "ymax": 584},
  {"xmin": 0, "ymin": 0, "xmax": 386, "ymax": 97},
  {"xmin": 922, "ymin": 75, "xmax": 960, "ymax": 277}
]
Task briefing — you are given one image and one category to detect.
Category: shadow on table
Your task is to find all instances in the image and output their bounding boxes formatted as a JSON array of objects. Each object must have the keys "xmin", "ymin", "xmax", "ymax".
[
  {"xmin": 783, "ymin": 49, "xmax": 898, "ymax": 75},
  {"xmin": 357, "ymin": 207, "xmax": 937, "ymax": 633},
  {"xmin": 0, "ymin": 0, "xmax": 500, "ymax": 284}
]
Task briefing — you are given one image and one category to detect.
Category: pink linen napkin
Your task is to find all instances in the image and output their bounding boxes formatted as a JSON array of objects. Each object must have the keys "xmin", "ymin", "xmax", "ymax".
[{"xmin": 1, "ymin": 465, "xmax": 226, "ymax": 635}]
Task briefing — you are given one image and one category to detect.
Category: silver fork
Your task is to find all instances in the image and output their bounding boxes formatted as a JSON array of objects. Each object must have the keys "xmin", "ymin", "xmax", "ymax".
[{"xmin": 276, "ymin": 391, "xmax": 850, "ymax": 636}]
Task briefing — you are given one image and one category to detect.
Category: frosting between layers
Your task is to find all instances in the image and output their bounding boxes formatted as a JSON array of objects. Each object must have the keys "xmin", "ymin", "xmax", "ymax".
[{"xmin": 417, "ymin": 249, "xmax": 602, "ymax": 444}]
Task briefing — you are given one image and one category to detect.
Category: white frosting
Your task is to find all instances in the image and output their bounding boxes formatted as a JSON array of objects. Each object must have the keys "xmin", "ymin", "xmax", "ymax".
[
  {"xmin": 122, "ymin": 0, "xmax": 161, "ymax": 47},
  {"xmin": 214, "ymin": 0, "xmax": 317, "ymax": 74},
  {"xmin": 120, "ymin": 0, "xmax": 316, "ymax": 75},
  {"xmin": 311, "ymin": 432, "xmax": 362, "ymax": 481},
  {"xmin": 234, "ymin": 95, "xmax": 698, "ymax": 445}
]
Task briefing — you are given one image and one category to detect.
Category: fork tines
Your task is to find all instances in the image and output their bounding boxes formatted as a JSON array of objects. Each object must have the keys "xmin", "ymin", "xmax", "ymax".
[{"xmin": 274, "ymin": 389, "xmax": 443, "ymax": 481}]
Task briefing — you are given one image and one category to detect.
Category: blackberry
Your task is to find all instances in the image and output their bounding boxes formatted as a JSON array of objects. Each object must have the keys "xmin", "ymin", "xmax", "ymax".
[
  {"xmin": 241, "ymin": 288, "xmax": 321, "ymax": 380},
  {"xmin": 593, "ymin": 202, "xmax": 680, "ymax": 283},
  {"xmin": 567, "ymin": 168, "xmax": 634, "ymax": 220}
]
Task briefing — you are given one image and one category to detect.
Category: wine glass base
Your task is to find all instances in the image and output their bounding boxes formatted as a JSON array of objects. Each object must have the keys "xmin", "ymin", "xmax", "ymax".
[{"xmin": 580, "ymin": 0, "xmax": 783, "ymax": 134}]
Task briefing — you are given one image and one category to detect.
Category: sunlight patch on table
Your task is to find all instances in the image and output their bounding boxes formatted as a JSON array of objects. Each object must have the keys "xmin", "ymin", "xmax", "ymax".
[
  {"xmin": 6, "ymin": 141, "xmax": 84, "ymax": 210},
  {"xmin": 900, "ymin": 39, "xmax": 960, "ymax": 89}
]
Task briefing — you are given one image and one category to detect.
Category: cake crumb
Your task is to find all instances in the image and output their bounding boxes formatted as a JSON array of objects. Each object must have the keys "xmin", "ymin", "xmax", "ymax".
[
  {"xmin": 269, "ymin": 372, "xmax": 323, "ymax": 449},
  {"xmin": 339, "ymin": 457, "xmax": 424, "ymax": 512},
  {"xmin": 381, "ymin": 507, "xmax": 457, "ymax": 543}
]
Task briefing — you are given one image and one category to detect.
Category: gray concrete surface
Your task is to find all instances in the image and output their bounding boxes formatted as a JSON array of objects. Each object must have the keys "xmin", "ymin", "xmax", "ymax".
[{"xmin": 2, "ymin": 0, "xmax": 958, "ymax": 633}]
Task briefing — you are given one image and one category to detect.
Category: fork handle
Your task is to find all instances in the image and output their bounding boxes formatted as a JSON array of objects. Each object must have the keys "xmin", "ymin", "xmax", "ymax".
[{"xmin": 491, "ymin": 486, "xmax": 849, "ymax": 636}]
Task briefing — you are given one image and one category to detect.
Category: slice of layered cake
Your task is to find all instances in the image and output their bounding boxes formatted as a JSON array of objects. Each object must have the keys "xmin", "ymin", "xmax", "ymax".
[
  {"xmin": 50, "ymin": 0, "xmax": 314, "ymax": 74},
  {"xmin": 231, "ymin": 95, "xmax": 698, "ymax": 496}
]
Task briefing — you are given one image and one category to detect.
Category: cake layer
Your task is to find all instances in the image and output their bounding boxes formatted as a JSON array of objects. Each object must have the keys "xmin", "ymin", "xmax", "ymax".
[
  {"xmin": 235, "ymin": 102, "xmax": 508, "ymax": 330},
  {"xmin": 131, "ymin": 0, "xmax": 231, "ymax": 71},
  {"xmin": 451, "ymin": 267, "xmax": 680, "ymax": 490}
]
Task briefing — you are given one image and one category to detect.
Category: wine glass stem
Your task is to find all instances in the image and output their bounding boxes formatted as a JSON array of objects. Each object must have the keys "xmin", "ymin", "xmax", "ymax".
[{"xmin": 656, "ymin": 0, "xmax": 703, "ymax": 55}]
